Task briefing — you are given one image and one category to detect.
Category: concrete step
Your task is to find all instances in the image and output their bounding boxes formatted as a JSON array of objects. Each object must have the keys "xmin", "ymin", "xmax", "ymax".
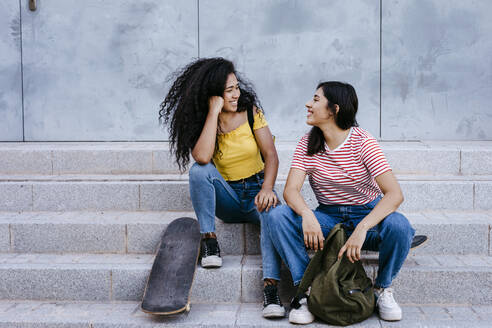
[
  {"xmin": 1, "ymin": 141, "xmax": 492, "ymax": 176},
  {"xmin": 0, "ymin": 211, "xmax": 490, "ymax": 256},
  {"xmin": 0, "ymin": 301, "xmax": 491, "ymax": 328},
  {"xmin": 1, "ymin": 174, "xmax": 491, "ymax": 212},
  {"xmin": 0, "ymin": 254, "xmax": 491, "ymax": 305},
  {"xmin": 0, "ymin": 211, "xmax": 253, "ymax": 256}
]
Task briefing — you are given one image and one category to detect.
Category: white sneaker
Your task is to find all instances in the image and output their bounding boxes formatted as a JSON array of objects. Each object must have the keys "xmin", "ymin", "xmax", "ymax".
[
  {"xmin": 289, "ymin": 297, "xmax": 315, "ymax": 324},
  {"xmin": 200, "ymin": 255, "xmax": 222, "ymax": 268},
  {"xmin": 375, "ymin": 288, "xmax": 402, "ymax": 321}
]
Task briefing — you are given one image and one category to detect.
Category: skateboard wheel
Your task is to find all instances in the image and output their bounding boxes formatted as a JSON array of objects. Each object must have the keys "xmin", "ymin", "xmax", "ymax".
[{"xmin": 185, "ymin": 304, "xmax": 191, "ymax": 312}]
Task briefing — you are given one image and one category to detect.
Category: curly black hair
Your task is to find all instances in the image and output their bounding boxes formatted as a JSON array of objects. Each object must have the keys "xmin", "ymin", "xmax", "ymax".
[{"xmin": 159, "ymin": 57, "xmax": 261, "ymax": 172}]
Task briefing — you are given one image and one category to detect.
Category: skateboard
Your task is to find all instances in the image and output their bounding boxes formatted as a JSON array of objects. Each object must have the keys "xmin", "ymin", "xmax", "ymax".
[{"xmin": 141, "ymin": 217, "xmax": 201, "ymax": 315}]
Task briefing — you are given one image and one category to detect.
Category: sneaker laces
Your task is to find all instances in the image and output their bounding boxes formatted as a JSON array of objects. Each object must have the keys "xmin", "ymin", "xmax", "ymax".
[
  {"xmin": 263, "ymin": 285, "xmax": 282, "ymax": 306},
  {"xmin": 202, "ymin": 238, "xmax": 220, "ymax": 257},
  {"xmin": 290, "ymin": 294, "xmax": 307, "ymax": 310}
]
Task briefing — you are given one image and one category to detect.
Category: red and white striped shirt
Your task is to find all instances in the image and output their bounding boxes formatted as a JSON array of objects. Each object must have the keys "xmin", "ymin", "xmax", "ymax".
[{"xmin": 291, "ymin": 127, "xmax": 391, "ymax": 205}]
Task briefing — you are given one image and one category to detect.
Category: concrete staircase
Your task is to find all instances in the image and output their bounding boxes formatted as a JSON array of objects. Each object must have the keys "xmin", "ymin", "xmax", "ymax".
[{"xmin": 0, "ymin": 141, "xmax": 491, "ymax": 327}]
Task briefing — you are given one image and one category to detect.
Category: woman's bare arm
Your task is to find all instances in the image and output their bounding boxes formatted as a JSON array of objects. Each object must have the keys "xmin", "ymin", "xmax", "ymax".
[
  {"xmin": 253, "ymin": 107, "xmax": 279, "ymax": 212},
  {"xmin": 284, "ymin": 168, "xmax": 325, "ymax": 251},
  {"xmin": 191, "ymin": 97, "xmax": 223, "ymax": 164},
  {"xmin": 338, "ymin": 170, "xmax": 404, "ymax": 262}
]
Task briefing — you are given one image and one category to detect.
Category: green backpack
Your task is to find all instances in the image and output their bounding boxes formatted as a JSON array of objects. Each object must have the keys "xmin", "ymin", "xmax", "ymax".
[{"xmin": 293, "ymin": 224, "xmax": 375, "ymax": 326}]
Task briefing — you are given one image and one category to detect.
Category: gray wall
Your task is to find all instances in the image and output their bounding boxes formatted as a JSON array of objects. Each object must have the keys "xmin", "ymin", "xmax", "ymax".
[
  {"xmin": 21, "ymin": 0, "xmax": 197, "ymax": 141},
  {"xmin": 0, "ymin": 1, "xmax": 22, "ymax": 141},
  {"xmin": 1, "ymin": 0, "xmax": 491, "ymax": 141},
  {"xmin": 382, "ymin": 0, "xmax": 492, "ymax": 140}
]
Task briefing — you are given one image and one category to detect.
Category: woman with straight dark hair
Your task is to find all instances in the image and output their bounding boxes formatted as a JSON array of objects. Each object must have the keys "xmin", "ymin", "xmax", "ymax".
[
  {"xmin": 260, "ymin": 81, "xmax": 415, "ymax": 324},
  {"xmin": 159, "ymin": 57, "xmax": 279, "ymax": 269}
]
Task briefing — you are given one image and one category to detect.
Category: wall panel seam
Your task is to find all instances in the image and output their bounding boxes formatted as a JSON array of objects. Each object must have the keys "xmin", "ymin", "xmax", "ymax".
[
  {"xmin": 379, "ymin": 0, "xmax": 382, "ymax": 139},
  {"xmin": 19, "ymin": 0, "xmax": 25, "ymax": 141},
  {"xmin": 197, "ymin": 0, "xmax": 200, "ymax": 58}
]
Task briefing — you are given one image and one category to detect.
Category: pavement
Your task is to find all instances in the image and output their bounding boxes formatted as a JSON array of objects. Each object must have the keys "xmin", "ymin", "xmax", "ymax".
[{"xmin": 0, "ymin": 301, "xmax": 491, "ymax": 327}]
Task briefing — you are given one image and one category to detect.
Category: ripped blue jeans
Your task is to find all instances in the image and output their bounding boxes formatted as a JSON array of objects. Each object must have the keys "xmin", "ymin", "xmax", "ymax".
[{"xmin": 189, "ymin": 162, "xmax": 266, "ymax": 233}]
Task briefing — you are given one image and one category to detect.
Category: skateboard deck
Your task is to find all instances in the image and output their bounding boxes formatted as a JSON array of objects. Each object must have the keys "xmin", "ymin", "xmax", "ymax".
[{"xmin": 141, "ymin": 217, "xmax": 201, "ymax": 315}]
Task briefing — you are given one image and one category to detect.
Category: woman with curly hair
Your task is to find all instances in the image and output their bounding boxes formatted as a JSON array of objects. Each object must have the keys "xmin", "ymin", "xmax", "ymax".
[{"xmin": 159, "ymin": 57, "xmax": 279, "ymax": 270}]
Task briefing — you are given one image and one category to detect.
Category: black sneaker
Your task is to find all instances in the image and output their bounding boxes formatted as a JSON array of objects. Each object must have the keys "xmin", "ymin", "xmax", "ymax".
[
  {"xmin": 411, "ymin": 235, "xmax": 428, "ymax": 249},
  {"xmin": 200, "ymin": 238, "xmax": 222, "ymax": 268},
  {"xmin": 262, "ymin": 284, "xmax": 285, "ymax": 318}
]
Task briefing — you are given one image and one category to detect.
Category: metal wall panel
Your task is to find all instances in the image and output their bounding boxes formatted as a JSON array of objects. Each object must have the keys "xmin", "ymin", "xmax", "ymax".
[
  {"xmin": 21, "ymin": 0, "xmax": 198, "ymax": 141},
  {"xmin": 0, "ymin": 0, "xmax": 23, "ymax": 141},
  {"xmin": 382, "ymin": 0, "xmax": 492, "ymax": 140},
  {"xmin": 5, "ymin": 0, "xmax": 490, "ymax": 141},
  {"xmin": 200, "ymin": 0, "xmax": 381, "ymax": 141}
]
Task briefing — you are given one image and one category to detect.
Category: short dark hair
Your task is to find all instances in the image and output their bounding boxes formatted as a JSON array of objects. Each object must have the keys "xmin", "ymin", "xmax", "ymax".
[{"xmin": 307, "ymin": 81, "xmax": 359, "ymax": 156}]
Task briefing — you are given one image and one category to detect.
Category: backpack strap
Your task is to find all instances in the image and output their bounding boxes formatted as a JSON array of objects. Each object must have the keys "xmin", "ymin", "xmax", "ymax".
[
  {"xmin": 247, "ymin": 106, "xmax": 266, "ymax": 163},
  {"xmin": 295, "ymin": 241, "xmax": 325, "ymax": 297},
  {"xmin": 247, "ymin": 106, "xmax": 255, "ymax": 135},
  {"xmin": 295, "ymin": 224, "xmax": 346, "ymax": 298}
]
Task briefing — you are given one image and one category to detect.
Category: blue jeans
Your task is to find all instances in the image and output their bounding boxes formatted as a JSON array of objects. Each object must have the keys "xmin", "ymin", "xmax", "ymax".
[
  {"xmin": 261, "ymin": 196, "xmax": 415, "ymax": 288},
  {"xmin": 189, "ymin": 162, "xmax": 271, "ymax": 233}
]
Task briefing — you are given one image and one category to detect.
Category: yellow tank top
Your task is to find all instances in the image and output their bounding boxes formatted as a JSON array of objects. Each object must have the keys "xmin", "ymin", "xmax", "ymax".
[{"xmin": 213, "ymin": 112, "xmax": 268, "ymax": 181}]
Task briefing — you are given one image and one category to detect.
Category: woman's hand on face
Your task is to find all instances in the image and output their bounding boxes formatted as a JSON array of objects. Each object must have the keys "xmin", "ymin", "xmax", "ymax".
[
  {"xmin": 255, "ymin": 188, "xmax": 278, "ymax": 213},
  {"xmin": 337, "ymin": 227, "xmax": 367, "ymax": 263},
  {"xmin": 208, "ymin": 96, "xmax": 224, "ymax": 115},
  {"xmin": 301, "ymin": 210, "xmax": 324, "ymax": 251}
]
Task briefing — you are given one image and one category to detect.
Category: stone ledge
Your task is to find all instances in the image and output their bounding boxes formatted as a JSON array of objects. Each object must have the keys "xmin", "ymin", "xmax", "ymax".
[
  {"xmin": 1, "ymin": 141, "xmax": 492, "ymax": 176},
  {"xmin": 0, "ymin": 211, "xmax": 490, "ymax": 255},
  {"xmin": 1, "ymin": 178, "xmax": 490, "ymax": 211},
  {"xmin": 0, "ymin": 254, "xmax": 491, "ymax": 304},
  {"xmin": 0, "ymin": 301, "xmax": 491, "ymax": 327}
]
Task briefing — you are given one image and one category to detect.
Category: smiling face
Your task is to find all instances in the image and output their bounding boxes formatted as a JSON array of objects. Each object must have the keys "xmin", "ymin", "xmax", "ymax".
[
  {"xmin": 305, "ymin": 87, "xmax": 333, "ymax": 126},
  {"xmin": 221, "ymin": 73, "xmax": 240, "ymax": 112}
]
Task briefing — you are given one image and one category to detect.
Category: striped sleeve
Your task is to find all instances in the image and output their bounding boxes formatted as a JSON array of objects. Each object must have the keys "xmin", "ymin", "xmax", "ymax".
[
  {"xmin": 360, "ymin": 137, "xmax": 391, "ymax": 178},
  {"xmin": 290, "ymin": 135, "xmax": 309, "ymax": 171}
]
